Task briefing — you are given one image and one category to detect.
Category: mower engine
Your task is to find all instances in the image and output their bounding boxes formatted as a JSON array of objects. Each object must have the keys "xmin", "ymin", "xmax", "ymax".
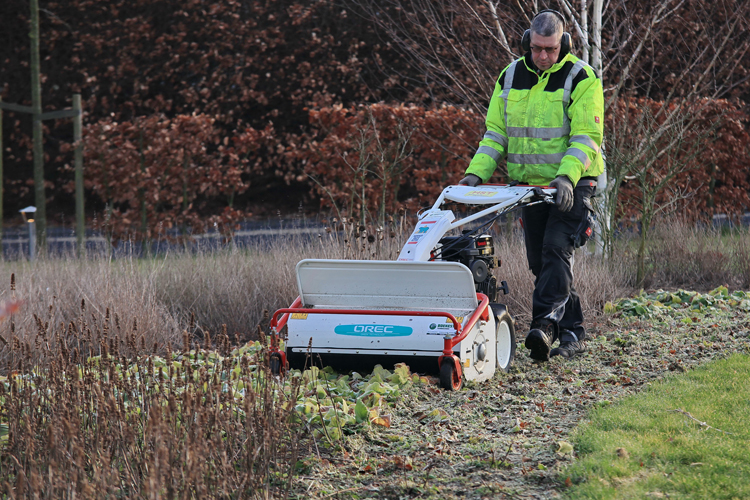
[{"xmin": 432, "ymin": 233, "xmax": 508, "ymax": 302}]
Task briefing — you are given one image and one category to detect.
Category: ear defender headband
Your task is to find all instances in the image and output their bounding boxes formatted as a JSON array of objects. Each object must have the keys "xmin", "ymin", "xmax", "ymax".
[{"xmin": 521, "ymin": 9, "xmax": 571, "ymax": 59}]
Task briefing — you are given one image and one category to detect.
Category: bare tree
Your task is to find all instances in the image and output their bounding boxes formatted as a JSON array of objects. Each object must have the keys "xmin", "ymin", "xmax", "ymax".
[
  {"xmin": 350, "ymin": 0, "xmax": 750, "ymax": 273},
  {"xmin": 597, "ymin": 0, "xmax": 750, "ymax": 263},
  {"xmin": 367, "ymin": 110, "xmax": 416, "ymax": 226},
  {"xmin": 349, "ymin": 0, "xmax": 611, "ymax": 112},
  {"xmin": 605, "ymin": 98, "xmax": 731, "ymax": 286},
  {"xmin": 350, "ymin": 0, "xmax": 524, "ymax": 113}
]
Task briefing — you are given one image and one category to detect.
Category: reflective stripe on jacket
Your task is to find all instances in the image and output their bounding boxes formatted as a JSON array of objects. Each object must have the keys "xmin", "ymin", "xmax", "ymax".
[{"xmin": 466, "ymin": 52, "xmax": 604, "ymax": 186}]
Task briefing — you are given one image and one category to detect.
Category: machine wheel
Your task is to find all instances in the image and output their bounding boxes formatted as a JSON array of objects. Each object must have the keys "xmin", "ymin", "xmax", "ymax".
[
  {"xmin": 439, "ymin": 360, "xmax": 463, "ymax": 391},
  {"xmin": 495, "ymin": 310, "xmax": 516, "ymax": 372},
  {"xmin": 269, "ymin": 353, "xmax": 282, "ymax": 376}
]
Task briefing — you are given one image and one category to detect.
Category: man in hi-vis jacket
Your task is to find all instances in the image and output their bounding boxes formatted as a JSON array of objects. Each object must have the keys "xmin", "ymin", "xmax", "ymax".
[{"xmin": 460, "ymin": 9, "xmax": 604, "ymax": 361}]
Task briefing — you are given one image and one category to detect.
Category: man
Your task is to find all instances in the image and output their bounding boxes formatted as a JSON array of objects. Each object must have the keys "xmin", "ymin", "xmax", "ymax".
[{"xmin": 459, "ymin": 9, "xmax": 604, "ymax": 361}]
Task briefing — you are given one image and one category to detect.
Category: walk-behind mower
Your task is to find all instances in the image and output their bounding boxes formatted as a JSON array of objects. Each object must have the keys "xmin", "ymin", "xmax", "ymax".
[{"xmin": 268, "ymin": 184, "xmax": 555, "ymax": 390}]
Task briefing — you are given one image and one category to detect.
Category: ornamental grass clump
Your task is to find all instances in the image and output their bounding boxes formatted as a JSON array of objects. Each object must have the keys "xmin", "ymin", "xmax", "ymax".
[
  {"xmin": 0, "ymin": 258, "xmax": 181, "ymax": 368},
  {"xmin": 0, "ymin": 211, "xmax": 631, "ymax": 366},
  {"xmin": 0, "ymin": 305, "xmax": 303, "ymax": 499}
]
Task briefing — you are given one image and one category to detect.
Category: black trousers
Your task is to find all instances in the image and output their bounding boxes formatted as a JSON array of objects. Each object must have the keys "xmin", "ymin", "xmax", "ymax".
[{"xmin": 521, "ymin": 179, "xmax": 596, "ymax": 343}]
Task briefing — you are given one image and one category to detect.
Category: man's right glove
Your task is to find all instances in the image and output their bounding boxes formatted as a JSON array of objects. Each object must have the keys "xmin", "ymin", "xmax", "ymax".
[
  {"xmin": 458, "ymin": 174, "xmax": 481, "ymax": 187},
  {"xmin": 549, "ymin": 176, "xmax": 574, "ymax": 212}
]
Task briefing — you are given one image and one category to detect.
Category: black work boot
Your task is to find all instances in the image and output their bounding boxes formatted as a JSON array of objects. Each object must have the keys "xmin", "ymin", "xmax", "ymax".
[
  {"xmin": 525, "ymin": 326, "xmax": 553, "ymax": 362},
  {"xmin": 550, "ymin": 341, "xmax": 586, "ymax": 359}
]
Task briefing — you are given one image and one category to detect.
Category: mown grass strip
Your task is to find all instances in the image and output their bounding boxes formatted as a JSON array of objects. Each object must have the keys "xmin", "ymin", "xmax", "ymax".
[{"xmin": 563, "ymin": 353, "xmax": 750, "ymax": 499}]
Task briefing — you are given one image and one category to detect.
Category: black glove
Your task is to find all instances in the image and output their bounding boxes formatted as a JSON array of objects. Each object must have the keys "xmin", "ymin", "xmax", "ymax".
[
  {"xmin": 458, "ymin": 174, "xmax": 481, "ymax": 187},
  {"xmin": 549, "ymin": 176, "xmax": 574, "ymax": 212}
]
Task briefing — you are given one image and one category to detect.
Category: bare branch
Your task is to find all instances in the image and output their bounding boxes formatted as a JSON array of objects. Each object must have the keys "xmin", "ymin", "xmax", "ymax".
[
  {"xmin": 515, "ymin": 0, "xmax": 533, "ymax": 25},
  {"xmin": 669, "ymin": 409, "xmax": 734, "ymax": 435},
  {"xmin": 684, "ymin": 3, "xmax": 748, "ymax": 100},
  {"xmin": 475, "ymin": 0, "xmax": 516, "ymax": 59},
  {"xmin": 631, "ymin": 2, "xmax": 749, "ymax": 153},
  {"xmin": 602, "ymin": 23, "xmax": 637, "ymax": 83},
  {"xmin": 557, "ymin": 0, "xmax": 590, "ymax": 52},
  {"xmin": 654, "ymin": 1, "xmax": 688, "ymax": 24},
  {"xmin": 605, "ymin": 0, "xmax": 682, "ymax": 109}
]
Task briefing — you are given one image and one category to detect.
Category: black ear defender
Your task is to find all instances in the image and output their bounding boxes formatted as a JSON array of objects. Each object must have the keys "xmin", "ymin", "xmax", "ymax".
[{"xmin": 521, "ymin": 9, "xmax": 571, "ymax": 59}]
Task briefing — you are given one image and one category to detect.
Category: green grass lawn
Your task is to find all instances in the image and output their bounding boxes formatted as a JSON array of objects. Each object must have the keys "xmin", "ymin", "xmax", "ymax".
[{"xmin": 564, "ymin": 353, "xmax": 750, "ymax": 499}]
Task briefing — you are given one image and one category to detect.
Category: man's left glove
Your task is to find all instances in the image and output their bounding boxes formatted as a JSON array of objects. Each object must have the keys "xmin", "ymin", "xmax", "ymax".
[
  {"xmin": 549, "ymin": 176, "xmax": 574, "ymax": 212},
  {"xmin": 459, "ymin": 174, "xmax": 481, "ymax": 187}
]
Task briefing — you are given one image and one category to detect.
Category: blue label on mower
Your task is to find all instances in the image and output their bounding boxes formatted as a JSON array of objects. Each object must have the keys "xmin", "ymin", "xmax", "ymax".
[{"xmin": 334, "ymin": 324, "xmax": 413, "ymax": 337}]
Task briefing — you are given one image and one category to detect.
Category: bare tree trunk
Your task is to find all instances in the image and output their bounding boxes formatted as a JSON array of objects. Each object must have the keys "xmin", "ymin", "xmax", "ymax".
[
  {"xmin": 587, "ymin": 0, "xmax": 608, "ymax": 255},
  {"xmin": 635, "ymin": 212, "xmax": 651, "ymax": 288},
  {"xmin": 591, "ymin": 0, "xmax": 603, "ymax": 76}
]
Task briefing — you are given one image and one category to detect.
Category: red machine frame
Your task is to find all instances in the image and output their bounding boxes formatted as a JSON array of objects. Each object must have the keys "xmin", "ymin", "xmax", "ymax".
[{"xmin": 268, "ymin": 293, "xmax": 490, "ymax": 387}]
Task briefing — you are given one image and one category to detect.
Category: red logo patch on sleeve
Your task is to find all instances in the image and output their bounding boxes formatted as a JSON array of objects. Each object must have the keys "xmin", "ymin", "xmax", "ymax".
[{"xmin": 595, "ymin": 116, "xmax": 600, "ymax": 123}]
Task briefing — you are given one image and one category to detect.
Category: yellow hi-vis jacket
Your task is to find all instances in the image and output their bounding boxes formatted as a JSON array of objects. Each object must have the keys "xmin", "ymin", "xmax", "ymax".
[{"xmin": 465, "ymin": 52, "xmax": 604, "ymax": 187}]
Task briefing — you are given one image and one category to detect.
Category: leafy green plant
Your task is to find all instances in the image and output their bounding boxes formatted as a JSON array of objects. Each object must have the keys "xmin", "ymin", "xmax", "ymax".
[
  {"xmin": 605, "ymin": 287, "xmax": 750, "ymax": 319},
  {"xmin": 293, "ymin": 362, "xmax": 427, "ymax": 446}
]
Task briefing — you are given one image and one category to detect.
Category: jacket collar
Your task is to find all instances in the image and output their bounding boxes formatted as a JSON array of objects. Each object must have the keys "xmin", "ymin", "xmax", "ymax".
[{"xmin": 523, "ymin": 52, "xmax": 575, "ymax": 75}]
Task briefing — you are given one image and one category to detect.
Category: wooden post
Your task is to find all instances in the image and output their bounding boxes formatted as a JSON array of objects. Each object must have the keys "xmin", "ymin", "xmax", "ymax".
[
  {"xmin": 30, "ymin": 0, "xmax": 46, "ymax": 251},
  {"xmin": 73, "ymin": 94, "xmax": 84, "ymax": 257},
  {"xmin": 0, "ymin": 96, "xmax": 4, "ymax": 255},
  {"xmin": 139, "ymin": 128, "xmax": 148, "ymax": 255},
  {"xmin": 182, "ymin": 154, "xmax": 189, "ymax": 242}
]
